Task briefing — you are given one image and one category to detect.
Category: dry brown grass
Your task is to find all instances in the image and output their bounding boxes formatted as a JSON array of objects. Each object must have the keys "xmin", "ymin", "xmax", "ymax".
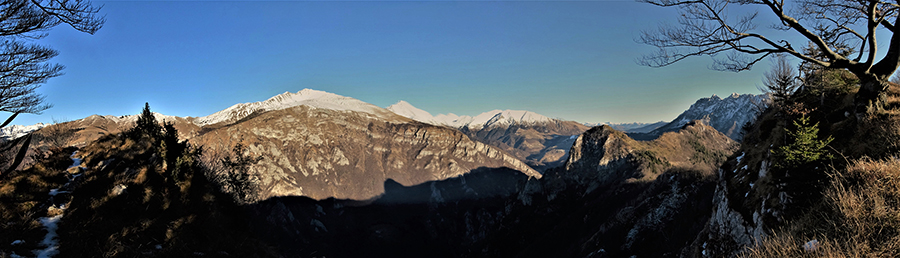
[
  {"xmin": 0, "ymin": 147, "xmax": 76, "ymax": 256},
  {"xmin": 741, "ymin": 158, "xmax": 900, "ymax": 258}
]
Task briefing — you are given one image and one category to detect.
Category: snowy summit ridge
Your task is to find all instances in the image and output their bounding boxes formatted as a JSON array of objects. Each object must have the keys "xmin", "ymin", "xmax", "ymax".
[
  {"xmin": 0, "ymin": 123, "xmax": 48, "ymax": 140},
  {"xmin": 386, "ymin": 101, "xmax": 552, "ymax": 129},
  {"xmin": 196, "ymin": 89, "xmax": 391, "ymax": 126}
]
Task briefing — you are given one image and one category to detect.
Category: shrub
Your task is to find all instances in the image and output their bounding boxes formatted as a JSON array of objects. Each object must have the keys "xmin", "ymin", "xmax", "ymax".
[{"xmin": 772, "ymin": 115, "xmax": 833, "ymax": 169}]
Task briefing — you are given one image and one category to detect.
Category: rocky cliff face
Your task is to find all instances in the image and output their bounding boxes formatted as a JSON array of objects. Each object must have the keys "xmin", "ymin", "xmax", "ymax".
[
  {"xmin": 243, "ymin": 121, "xmax": 738, "ymax": 257},
  {"xmin": 192, "ymin": 105, "xmax": 540, "ymax": 200},
  {"xmin": 650, "ymin": 93, "xmax": 769, "ymax": 140}
]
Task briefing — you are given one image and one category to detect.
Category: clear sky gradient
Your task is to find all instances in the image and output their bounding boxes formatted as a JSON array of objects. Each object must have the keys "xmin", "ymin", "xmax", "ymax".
[{"xmin": 15, "ymin": 0, "xmax": 783, "ymax": 126}]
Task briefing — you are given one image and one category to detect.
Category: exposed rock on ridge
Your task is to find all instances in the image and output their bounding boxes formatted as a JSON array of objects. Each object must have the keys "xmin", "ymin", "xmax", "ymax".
[
  {"xmin": 649, "ymin": 93, "xmax": 769, "ymax": 140},
  {"xmin": 193, "ymin": 105, "xmax": 540, "ymax": 200}
]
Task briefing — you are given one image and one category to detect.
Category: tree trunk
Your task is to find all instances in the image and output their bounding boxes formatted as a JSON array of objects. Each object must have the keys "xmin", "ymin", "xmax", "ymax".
[{"xmin": 855, "ymin": 76, "xmax": 890, "ymax": 114}]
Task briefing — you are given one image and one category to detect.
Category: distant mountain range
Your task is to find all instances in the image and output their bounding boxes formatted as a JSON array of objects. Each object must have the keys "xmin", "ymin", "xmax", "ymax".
[
  {"xmin": 584, "ymin": 121, "xmax": 668, "ymax": 133},
  {"xmin": 2, "ymin": 89, "xmax": 768, "ymax": 199},
  {"xmin": 387, "ymin": 100, "xmax": 589, "ymax": 171},
  {"xmin": 19, "ymin": 89, "xmax": 540, "ymax": 200},
  {"xmin": 0, "ymin": 123, "xmax": 48, "ymax": 141},
  {"xmin": 647, "ymin": 93, "xmax": 768, "ymax": 140},
  {"xmin": 0, "ymin": 88, "xmax": 779, "ymax": 257}
]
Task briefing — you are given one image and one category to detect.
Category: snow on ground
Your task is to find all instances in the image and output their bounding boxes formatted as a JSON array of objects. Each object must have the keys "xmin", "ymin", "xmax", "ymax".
[
  {"xmin": 28, "ymin": 151, "xmax": 81, "ymax": 258},
  {"xmin": 33, "ymin": 215, "xmax": 63, "ymax": 258},
  {"xmin": 47, "ymin": 189, "xmax": 67, "ymax": 196}
]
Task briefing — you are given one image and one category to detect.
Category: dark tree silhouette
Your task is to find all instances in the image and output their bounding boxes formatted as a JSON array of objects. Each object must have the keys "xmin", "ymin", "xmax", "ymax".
[
  {"xmin": 0, "ymin": 0, "xmax": 104, "ymax": 114},
  {"xmin": 639, "ymin": 0, "xmax": 900, "ymax": 107},
  {"xmin": 760, "ymin": 54, "xmax": 799, "ymax": 105}
]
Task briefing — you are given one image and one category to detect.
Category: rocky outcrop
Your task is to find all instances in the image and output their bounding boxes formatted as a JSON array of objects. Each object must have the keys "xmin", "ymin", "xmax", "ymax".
[
  {"xmin": 460, "ymin": 120, "xmax": 590, "ymax": 172},
  {"xmin": 528, "ymin": 121, "xmax": 739, "ymax": 257},
  {"xmin": 564, "ymin": 125, "xmax": 640, "ymax": 185},
  {"xmin": 193, "ymin": 106, "xmax": 540, "ymax": 200}
]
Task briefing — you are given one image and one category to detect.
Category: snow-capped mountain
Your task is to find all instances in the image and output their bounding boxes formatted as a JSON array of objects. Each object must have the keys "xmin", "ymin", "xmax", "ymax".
[
  {"xmin": 385, "ymin": 100, "xmax": 441, "ymax": 125},
  {"xmin": 195, "ymin": 89, "xmax": 398, "ymax": 126},
  {"xmin": 650, "ymin": 93, "xmax": 769, "ymax": 140},
  {"xmin": 386, "ymin": 101, "xmax": 553, "ymax": 130},
  {"xmin": 0, "ymin": 122, "xmax": 48, "ymax": 140},
  {"xmin": 387, "ymin": 100, "xmax": 589, "ymax": 171}
]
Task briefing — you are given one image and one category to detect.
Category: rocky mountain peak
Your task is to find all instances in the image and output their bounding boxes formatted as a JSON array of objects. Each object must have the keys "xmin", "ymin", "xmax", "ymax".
[
  {"xmin": 564, "ymin": 125, "xmax": 638, "ymax": 181},
  {"xmin": 650, "ymin": 93, "xmax": 769, "ymax": 140}
]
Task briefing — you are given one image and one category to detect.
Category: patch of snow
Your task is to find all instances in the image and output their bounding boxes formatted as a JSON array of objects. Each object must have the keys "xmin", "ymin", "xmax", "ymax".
[
  {"xmin": 34, "ymin": 215, "xmax": 62, "ymax": 258},
  {"xmin": 48, "ymin": 189, "xmax": 68, "ymax": 196},
  {"xmin": 11, "ymin": 240, "xmax": 24, "ymax": 245},
  {"xmin": 569, "ymin": 135, "xmax": 578, "ymax": 140},
  {"xmin": 68, "ymin": 152, "xmax": 82, "ymax": 169},
  {"xmin": 736, "ymin": 152, "xmax": 745, "ymax": 163}
]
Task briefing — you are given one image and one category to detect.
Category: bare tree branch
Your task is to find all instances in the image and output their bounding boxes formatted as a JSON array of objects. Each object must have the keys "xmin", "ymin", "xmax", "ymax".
[
  {"xmin": 639, "ymin": 0, "xmax": 900, "ymax": 103},
  {"xmin": 0, "ymin": 0, "xmax": 103, "ymax": 114}
]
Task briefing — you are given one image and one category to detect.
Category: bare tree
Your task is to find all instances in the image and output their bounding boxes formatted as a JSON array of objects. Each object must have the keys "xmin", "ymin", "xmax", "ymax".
[
  {"xmin": 37, "ymin": 117, "xmax": 77, "ymax": 149},
  {"xmin": 639, "ymin": 0, "xmax": 900, "ymax": 107},
  {"xmin": 0, "ymin": 0, "xmax": 104, "ymax": 114},
  {"xmin": 760, "ymin": 54, "xmax": 799, "ymax": 105},
  {"xmin": 0, "ymin": 0, "xmax": 103, "ymax": 177}
]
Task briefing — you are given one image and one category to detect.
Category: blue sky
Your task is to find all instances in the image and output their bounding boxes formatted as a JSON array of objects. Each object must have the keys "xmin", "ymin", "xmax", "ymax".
[{"xmin": 15, "ymin": 0, "xmax": 779, "ymax": 125}]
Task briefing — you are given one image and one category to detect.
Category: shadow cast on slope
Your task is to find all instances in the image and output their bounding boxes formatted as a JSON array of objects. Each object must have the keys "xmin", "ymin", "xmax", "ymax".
[
  {"xmin": 247, "ymin": 163, "xmax": 720, "ymax": 258},
  {"xmin": 248, "ymin": 166, "xmax": 530, "ymax": 258}
]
